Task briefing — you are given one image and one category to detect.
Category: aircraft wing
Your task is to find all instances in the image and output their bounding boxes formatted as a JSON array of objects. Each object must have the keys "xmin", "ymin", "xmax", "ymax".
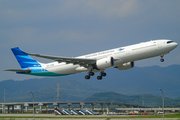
[{"xmin": 25, "ymin": 52, "xmax": 96, "ymax": 68}]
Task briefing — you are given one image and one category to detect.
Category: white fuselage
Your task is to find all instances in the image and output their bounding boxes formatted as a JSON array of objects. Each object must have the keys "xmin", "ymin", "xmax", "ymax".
[{"xmin": 40, "ymin": 39, "xmax": 178, "ymax": 75}]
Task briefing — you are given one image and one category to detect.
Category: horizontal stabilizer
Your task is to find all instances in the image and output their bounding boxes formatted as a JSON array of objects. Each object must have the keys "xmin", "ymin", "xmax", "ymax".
[{"xmin": 4, "ymin": 69, "xmax": 31, "ymax": 74}]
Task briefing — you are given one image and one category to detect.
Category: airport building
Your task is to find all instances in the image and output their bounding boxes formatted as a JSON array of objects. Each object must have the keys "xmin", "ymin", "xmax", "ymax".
[{"xmin": 0, "ymin": 102, "xmax": 180, "ymax": 115}]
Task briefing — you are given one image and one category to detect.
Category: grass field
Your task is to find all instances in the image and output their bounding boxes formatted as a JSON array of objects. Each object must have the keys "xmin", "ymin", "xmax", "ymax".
[{"xmin": 0, "ymin": 113, "xmax": 180, "ymax": 119}]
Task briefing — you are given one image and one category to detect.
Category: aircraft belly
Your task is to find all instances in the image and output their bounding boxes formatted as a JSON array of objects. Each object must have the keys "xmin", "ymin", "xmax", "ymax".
[
  {"xmin": 157, "ymin": 46, "xmax": 173, "ymax": 55},
  {"xmin": 29, "ymin": 67, "xmax": 70, "ymax": 76},
  {"xmin": 47, "ymin": 64, "xmax": 79, "ymax": 74}
]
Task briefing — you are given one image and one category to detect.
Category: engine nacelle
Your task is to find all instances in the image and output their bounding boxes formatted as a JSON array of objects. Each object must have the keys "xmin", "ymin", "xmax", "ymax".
[
  {"xmin": 116, "ymin": 62, "xmax": 134, "ymax": 70},
  {"xmin": 96, "ymin": 57, "xmax": 114, "ymax": 69}
]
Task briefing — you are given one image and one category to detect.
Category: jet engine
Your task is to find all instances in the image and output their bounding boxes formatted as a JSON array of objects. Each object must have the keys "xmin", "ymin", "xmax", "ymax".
[
  {"xmin": 96, "ymin": 57, "xmax": 114, "ymax": 69},
  {"xmin": 116, "ymin": 62, "xmax": 134, "ymax": 70}
]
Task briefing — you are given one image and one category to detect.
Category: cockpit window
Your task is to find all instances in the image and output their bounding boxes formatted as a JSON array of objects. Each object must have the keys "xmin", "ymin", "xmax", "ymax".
[{"xmin": 167, "ymin": 41, "xmax": 174, "ymax": 44}]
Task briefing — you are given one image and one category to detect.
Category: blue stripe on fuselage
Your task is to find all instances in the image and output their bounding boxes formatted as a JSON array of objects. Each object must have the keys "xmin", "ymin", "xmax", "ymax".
[{"xmin": 17, "ymin": 67, "xmax": 71, "ymax": 76}]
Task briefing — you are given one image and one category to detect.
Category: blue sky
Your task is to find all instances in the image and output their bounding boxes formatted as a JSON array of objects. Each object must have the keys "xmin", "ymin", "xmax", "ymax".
[{"xmin": 1, "ymin": 0, "xmax": 180, "ymax": 81}]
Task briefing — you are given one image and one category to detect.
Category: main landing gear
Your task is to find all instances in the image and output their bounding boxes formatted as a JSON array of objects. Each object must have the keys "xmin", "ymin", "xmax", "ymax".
[
  {"xmin": 97, "ymin": 71, "xmax": 106, "ymax": 80},
  {"xmin": 85, "ymin": 71, "xmax": 94, "ymax": 80},
  {"xmin": 160, "ymin": 55, "xmax": 164, "ymax": 62},
  {"xmin": 85, "ymin": 71, "xmax": 107, "ymax": 80}
]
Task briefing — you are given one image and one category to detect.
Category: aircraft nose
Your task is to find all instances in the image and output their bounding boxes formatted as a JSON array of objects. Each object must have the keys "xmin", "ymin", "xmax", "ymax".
[{"xmin": 174, "ymin": 42, "xmax": 178, "ymax": 48}]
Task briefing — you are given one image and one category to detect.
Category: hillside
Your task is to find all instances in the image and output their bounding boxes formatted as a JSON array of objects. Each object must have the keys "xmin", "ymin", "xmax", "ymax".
[
  {"xmin": 0, "ymin": 78, "xmax": 105, "ymax": 102},
  {"xmin": 0, "ymin": 65, "xmax": 180, "ymax": 105},
  {"xmin": 84, "ymin": 91, "xmax": 180, "ymax": 107}
]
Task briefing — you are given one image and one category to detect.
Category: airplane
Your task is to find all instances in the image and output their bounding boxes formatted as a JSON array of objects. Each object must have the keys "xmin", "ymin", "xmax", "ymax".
[{"xmin": 5, "ymin": 39, "xmax": 178, "ymax": 80}]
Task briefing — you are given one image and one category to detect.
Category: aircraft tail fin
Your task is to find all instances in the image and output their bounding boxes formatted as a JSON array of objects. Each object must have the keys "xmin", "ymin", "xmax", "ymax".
[{"xmin": 11, "ymin": 47, "xmax": 41, "ymax": 68}]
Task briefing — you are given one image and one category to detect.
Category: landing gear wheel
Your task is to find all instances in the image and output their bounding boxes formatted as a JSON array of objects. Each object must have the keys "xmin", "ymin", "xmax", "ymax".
[
  {"xmin": 101, "ymin": 72, "xmax": 106, "ymax": 76},
  {"xmin": 160, "ymin": 55, "xmax": 164, "ymax": 62},
  {"xmin": 85, "ymin": 75, "xmax": 90, "ymax": 79},
  {"xmin": 89, "ymin": 72, "xmax": 94, "ymax": 76},
  {"xmin": 97, "ymin": 76, "xmax": 102, "ymax": 80},
  {"xmin": 160, "ymin": 59, "xmax": 164, "ymax": 62}
]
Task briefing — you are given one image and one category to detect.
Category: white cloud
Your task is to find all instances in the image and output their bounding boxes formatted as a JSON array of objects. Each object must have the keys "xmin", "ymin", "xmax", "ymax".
[
  {"xmin": 0, "ymin": 27, "xmax": 106, "ymax": 48},
  {"xmin": 0, "ymin": 28, "xmax": 39, "ymax": 47},
  {"xmin": 0, "ymin": 0, "xmax": 140, "ymax": 23},
  {"xmin": 1, "ymin": 0, "xmax": 180, "ymax": 23},
  {"xmin": 86, "ymin": 0, "xmax": 140, "ymax": 17},
  {"xmin": 38, "ymin": 29, "xmax": 105, "ymax": 42}
]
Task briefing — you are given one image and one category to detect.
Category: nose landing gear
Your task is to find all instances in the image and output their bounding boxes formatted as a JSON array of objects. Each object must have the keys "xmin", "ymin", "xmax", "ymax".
[{"xmin": 160, "ymin": 55, "xmax": 164, "ymax": 62}]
